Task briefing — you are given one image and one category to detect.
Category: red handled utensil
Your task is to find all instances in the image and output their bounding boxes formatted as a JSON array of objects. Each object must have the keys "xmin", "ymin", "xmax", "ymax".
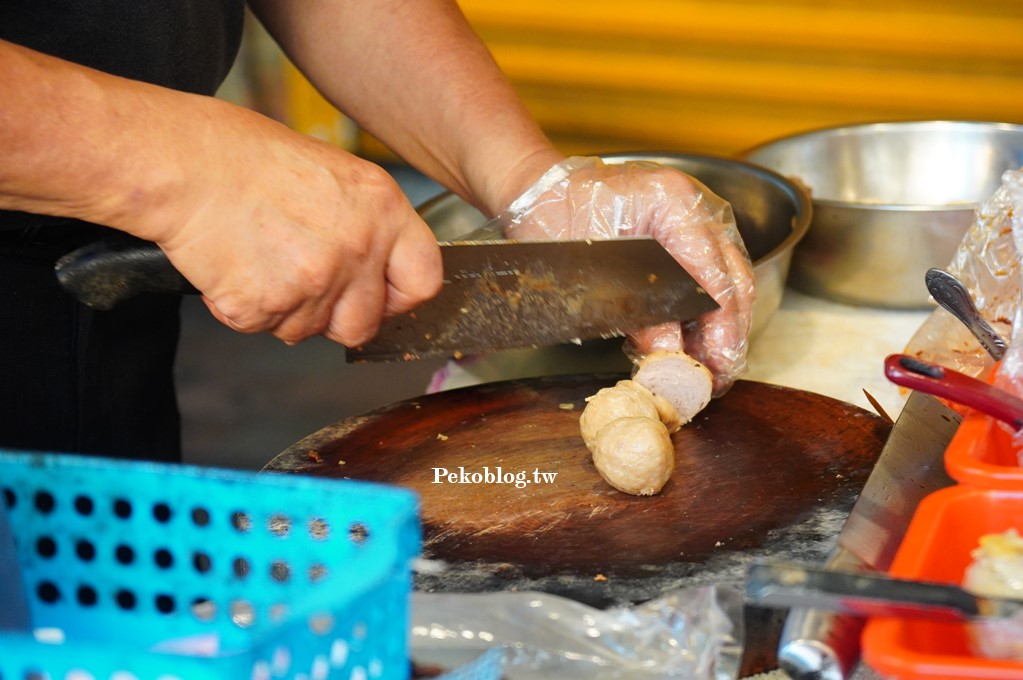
[{"xmin": 884, "ymin": 353, "xmax": 1023, "ymax": 431}]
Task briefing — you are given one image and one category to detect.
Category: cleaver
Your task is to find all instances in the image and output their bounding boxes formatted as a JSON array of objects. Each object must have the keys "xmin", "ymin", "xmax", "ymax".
[
  {"xmin": 776, "ymin": 390, "xmax": 962, "ymax": 680},
  {"xmin": 54, "ymin": 237, "xmax": 717, "ymax": 360}
]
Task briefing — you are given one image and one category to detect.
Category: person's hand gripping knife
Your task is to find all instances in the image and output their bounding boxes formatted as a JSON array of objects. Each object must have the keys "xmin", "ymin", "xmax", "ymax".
[{"xmin": 495, "ymin": 156, "xmax": 756, "ymax": 398}]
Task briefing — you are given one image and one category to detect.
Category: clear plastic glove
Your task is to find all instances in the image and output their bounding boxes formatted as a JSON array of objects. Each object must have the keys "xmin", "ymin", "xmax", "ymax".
[{"xmin": 491, "ymin": 157, "xmax": 755, "ymax": 395}]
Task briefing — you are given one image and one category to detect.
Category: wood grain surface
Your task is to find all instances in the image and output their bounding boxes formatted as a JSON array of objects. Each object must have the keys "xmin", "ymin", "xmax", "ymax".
[{"xmin": 267, "ymin": 375, "xmax": 891, "ymax": 580}]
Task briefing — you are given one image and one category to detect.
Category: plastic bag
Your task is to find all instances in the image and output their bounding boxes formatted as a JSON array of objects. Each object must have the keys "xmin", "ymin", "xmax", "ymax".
[
  {"xmin": 904, "ymin": 167, "xmax": 1023, "ymax": 454},
  {"xmin": 411, "ymin": 585, "xmax": 744, "ymax": 679},
  {"xmin": 904, "ymin": 168, "xmax": 1023, "ymax": 381}
]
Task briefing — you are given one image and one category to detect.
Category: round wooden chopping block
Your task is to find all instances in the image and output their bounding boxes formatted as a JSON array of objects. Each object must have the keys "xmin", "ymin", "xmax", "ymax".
[{"xmin": 266, "ymin": 375, "xmax": 891, "ymax": 580}]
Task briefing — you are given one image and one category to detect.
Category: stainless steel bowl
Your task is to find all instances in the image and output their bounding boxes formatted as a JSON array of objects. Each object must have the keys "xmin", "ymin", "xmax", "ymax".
[
  {"xmin": 742, "ymin": 121, "xmax": 1023, "ymax": 309},
  {"xmin": 419, "ymin": 152, "xmax": 811, "ymax": 341}
]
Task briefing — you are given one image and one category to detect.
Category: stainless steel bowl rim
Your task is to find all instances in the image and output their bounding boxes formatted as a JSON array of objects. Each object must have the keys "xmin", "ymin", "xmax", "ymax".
[
  {"xmin": 742, "ymin": 119, "xmax": 1023, "ymax": 154},
  {"xmin": 742, "ymin": 119, "xmax": 1023, "ymax": 210},
  {"xmin": 812, "ymin": 200, "xmax": 976, "ymax": 212},
  {"xmin": 738, "ymin": 119, "xmax": 1023, "ymax": 308}
]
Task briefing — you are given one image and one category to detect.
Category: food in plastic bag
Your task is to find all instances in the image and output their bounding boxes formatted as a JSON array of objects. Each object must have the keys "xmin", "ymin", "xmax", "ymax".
[
  {"xmin": 963, "ymin": 528, "xmax": 1023, "ymax": 660},
  {"xmin": 904, "ymin": 168, "xmax": 1023, "ymax": 410},
  {"xmin": 410, "ymin": 585, "xmax": 743, "ymax": 679}
]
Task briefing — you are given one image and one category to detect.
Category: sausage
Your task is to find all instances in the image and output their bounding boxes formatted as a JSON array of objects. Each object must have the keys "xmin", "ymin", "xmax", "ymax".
[
  {"xmin": 579, "ymin": 350, "xmax": 713, "ymax": 495},
  {"xmin": 580, "ymin": 379, "xmax": 678, "ymax": 446},
  {"xmin": 589, "ymin": 416, "xmax": 674, "ymax": 496}
]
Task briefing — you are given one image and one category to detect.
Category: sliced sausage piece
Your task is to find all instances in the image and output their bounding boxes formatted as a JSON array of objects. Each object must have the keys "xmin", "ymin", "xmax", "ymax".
[{"xmin": 632, "ymin": 350, "xmax": 713, "ymax": 425}]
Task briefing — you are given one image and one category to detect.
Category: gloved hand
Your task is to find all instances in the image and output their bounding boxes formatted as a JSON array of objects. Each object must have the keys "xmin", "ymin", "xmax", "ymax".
[{"xmin": 492, "ymin": 157, "xmax": 756, "ymax": 395}]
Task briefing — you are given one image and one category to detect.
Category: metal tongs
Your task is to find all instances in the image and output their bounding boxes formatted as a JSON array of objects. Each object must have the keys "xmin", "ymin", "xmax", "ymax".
[{"xmin": 748, "ymin": 560, "xmax": 1023, "ymax": 623}]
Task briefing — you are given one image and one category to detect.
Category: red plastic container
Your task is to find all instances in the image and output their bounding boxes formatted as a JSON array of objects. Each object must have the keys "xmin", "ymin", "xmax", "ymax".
[
  {"xmin": 945, "ymin": 409, "xmax": 1023, "ymax": 490},
  {"xmin": 942, "ymin": 360, "xmax": 1023, "ymax": 490},
  {"xmin": 862, "ymin": 485, "xmax": 1023, "ymax": 679}
]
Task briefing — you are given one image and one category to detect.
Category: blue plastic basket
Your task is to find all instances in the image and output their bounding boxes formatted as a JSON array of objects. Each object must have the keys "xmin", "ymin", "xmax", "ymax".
[{"xmin": 0, "ymin": 450, "xmax": 420, "ymax": 680}]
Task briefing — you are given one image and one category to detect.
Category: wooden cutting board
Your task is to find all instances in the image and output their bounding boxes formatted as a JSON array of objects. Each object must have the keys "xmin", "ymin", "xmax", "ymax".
[{"xmin": 266, "ymin": 375, "xmax": 890, "ymax": 581}]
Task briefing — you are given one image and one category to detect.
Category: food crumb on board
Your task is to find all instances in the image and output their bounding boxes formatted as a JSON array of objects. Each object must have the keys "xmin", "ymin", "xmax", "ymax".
[
  {"xmin": 715, "ymin": 541, "xmax": 723, "ymax": 547},
  {"xmin": 436, "ymin": 433, "xmax": 449, "ymax": 441},
  {"xmin": 558, "ymin": 403, "xmax": 576, "ymax": 411},
  {"xmin": 338, "ymin": 460, "xmax": 346, "ymax": 466},
  {"xmin": 593, "ymin": 574, "xmax": 608, "ymax": 582},
  {"xmin": 647, "ymin": 273, "xmax": 657, "ymax": 284},
  {"xmin": 306, "ymin": 449, "xmax": 322, "ymax": 463}
]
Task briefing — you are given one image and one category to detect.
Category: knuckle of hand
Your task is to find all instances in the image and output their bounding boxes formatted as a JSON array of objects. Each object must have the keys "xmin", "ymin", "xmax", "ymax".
[
  {"xmin": 295, "ymin": 262, "xmax": 336, "ymax": 299},
  {"xmin": 327, "ymin": 323, "xmax": 367, "ymax": 349},
  {"xmin": 212, "ymin": 296, "xmax": 258, "ymax": 329},
  {"xmin": 367, "ymin": 181, "xmax": 414, "ymax": 228},
  {"xmin": 261, "ymin": 291, "xmax": 296, "ymax": 318}
]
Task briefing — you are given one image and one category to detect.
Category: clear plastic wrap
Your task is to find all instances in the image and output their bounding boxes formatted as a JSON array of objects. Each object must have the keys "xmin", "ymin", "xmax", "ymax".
[
  {"xmin": 903, "ymin": 167, "xmax": 1023, "ymax": 452},
  {"xmin": 411, "ymin": 585, "xmax": 744, "ymax": 680},
  {"xmin": 904, "ymin": 168, "xmax": 1023, "ymax": 379},
  {"xmin": 482, "ymin": 157, "xmax": 755, "ymax": 396}
]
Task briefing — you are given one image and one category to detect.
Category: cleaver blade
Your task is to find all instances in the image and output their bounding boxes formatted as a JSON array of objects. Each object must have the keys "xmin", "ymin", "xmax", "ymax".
[
  {"xmin": 777, "ymin": 390, "xmax": 963, "ymax": 680},
  {"xmin": 347, "ymin": 238, "xmax": 718, "ymax": 362}
]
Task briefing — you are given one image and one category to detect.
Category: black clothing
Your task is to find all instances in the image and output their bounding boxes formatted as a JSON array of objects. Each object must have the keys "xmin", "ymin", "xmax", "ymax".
[
  {"xmin": 0, "ymin": 0, "xmax": 244, "ymax": 95},
  {"xmin": 0, "ymin": 0, "xmax": 246, "ymax": 232},
  {"xmin": 0, "ymin": 2, "xmax": 246, "ymax": 460},
  {"xmin": 0, "ymin": 225, "xmax": 183, "ymax": 460}
]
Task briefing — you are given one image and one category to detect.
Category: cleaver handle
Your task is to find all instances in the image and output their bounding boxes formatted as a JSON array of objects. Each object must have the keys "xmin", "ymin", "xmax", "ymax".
[
  {"xmin": 776, "ymin": 546, "xmax": 866, "ymax": 680},
  {"xmin": 55, "ymin": 239, "xmax": 197, "ymax": 310}
]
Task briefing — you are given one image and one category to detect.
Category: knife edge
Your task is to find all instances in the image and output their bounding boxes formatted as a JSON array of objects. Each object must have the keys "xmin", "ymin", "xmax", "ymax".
[{"xmin": 349, "ymin": 238, "xmax": 717, "ymax": 362}]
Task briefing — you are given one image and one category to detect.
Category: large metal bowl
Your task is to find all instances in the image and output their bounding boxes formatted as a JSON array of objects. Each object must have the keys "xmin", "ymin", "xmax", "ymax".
[
  {"xmin": 419, "ymin": 152, "xmax": 811, "ymax": 341},
  {"xmin": 742, "ymin": 121, "xmax": 1023, "ymax": 309}
]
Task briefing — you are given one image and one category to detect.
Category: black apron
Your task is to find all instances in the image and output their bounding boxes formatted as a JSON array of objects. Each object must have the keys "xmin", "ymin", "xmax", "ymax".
[{"xmin": 0, "ymin": 1, "xmax": 245, "ymax": 460}]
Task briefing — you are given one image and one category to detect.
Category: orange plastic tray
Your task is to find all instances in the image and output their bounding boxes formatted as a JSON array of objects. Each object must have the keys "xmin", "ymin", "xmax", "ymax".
[
  {"xmin": 942, "ymin": 360, "xmax": 1023, "ymax": 490},
  {"xmin": 945, "ymin": 410, "xmax": 1023, "ymax": 489},
  {"xmin": 862, "ymin": 485, "xmax": 1023, "ymax": 679}
]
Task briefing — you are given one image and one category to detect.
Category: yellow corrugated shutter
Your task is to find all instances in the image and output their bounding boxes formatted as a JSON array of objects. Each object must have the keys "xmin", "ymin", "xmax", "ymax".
[{"xmin": 362, "ymin": 0, "xmax": 1023, "ymax": 158}]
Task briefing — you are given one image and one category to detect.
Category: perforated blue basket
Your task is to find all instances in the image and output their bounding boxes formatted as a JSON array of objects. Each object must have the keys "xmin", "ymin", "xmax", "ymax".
[{"xmin": 0, "ymin": 450, "xmax": 420, "ymax": 680}]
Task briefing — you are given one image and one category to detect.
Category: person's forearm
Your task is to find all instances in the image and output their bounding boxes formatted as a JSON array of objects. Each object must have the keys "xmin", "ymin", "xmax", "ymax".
[
  {"xmin": 0, "ymin": 40, "xmax": 448, "ymax": 347},
  {"xmin": 249, "ymin": 0, "xmax": 563, "ymax": 217},
  {"xmin": 0, "ymin": 40, "xmax": 213, "ymax": 238}
]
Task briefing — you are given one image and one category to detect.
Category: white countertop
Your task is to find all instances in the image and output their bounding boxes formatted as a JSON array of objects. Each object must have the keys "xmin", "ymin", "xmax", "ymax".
[
  {"xmin": 435, "ymin": 288, "xmax": 933, "ymax": 421},
  {"xmin": 743, "ymin": 289, "xmax": 932, "ymax": 421}
]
